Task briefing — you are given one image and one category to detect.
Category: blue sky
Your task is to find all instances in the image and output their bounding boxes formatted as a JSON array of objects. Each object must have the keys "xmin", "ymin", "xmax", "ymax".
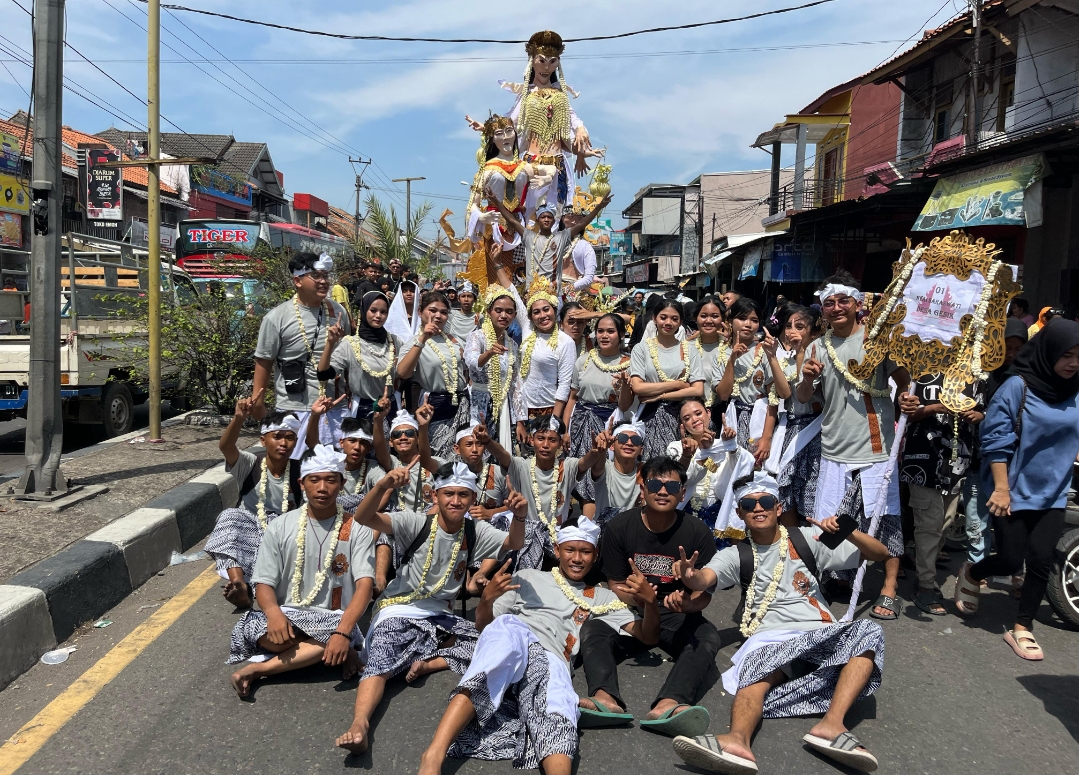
[{"xmin": 0, "ymin": 0, "xmax": 962, "ymax": 238}]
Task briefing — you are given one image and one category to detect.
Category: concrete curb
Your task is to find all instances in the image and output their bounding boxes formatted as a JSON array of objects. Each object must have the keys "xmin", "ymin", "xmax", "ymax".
[{"xmin": 0, "ymin": 459, "xmax": 236, "ymax": 689}]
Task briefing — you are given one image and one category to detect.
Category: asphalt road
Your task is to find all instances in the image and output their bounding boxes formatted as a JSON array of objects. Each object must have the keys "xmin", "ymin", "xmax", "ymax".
[{"xmin": 1, "ymin": 551, "xmax": 1076, "ymax": 775}]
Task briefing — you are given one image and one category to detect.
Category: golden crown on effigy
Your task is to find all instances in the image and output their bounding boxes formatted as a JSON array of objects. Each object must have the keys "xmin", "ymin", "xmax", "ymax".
[
  {"xmin": 525, "ymin": 275, "xmax": 559, "ymax": 310},
  {"xmin": 525, "ymin": 30, "xmax": 565, "ymax": 57},
  {"xmin": 481, "ymin": 114, "xmax": 515, "ymax": 143}
]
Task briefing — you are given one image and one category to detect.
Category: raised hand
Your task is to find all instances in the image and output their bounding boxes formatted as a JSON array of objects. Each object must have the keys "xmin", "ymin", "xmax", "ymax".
[
  {"xmin": 325, "ymin": 322, "xmax": 346, "ymax": 350},
  {"xmin": 379, "ymin": 459, "xmax": 417, "ymax": 491},
  {"xmin": 623, "ymin": 559, "xmax": 657, "ymax": 606},
  {"xmin": 481, "ymin": 558, "xmax": 519, "ymax": 604},
  {"xmin": 802, "ymin": 357, "xmax": 823, "ymax": 383},
  {"xmin": 473, "ymin": 416, "xmax": 491, "ymax": 445},
  {"xmin": 464, "ymin": 114, "xmax": 483, "ymax": 132},
  {"xmin": 806, "ymin": 515, "xmax": 840, "ymax": 540},
  {"xmin": 374, "ymin": 386, "xmax": 391, "ymax": 420},
  {"xmin": 415, "ymin": 396, "xmax": 434, "ymax": 427},
  {"xmin": 310, "ymin": 393, "xmax": 347, "ymax": 418},
  {"xmin": 672, "ymin": 545, "xmax": 700, "ymax": 586},
  {"xmin": 732, "ymin": 341, "xmax": 749, "ymax": 359},
  {"xmin": 700, "ymin": 427, "xmax": 715, "ymax": 449},
  {"xmin": 679, "ymin": 425, "xmax": 699, "ymax": 458},
  {"xmin": 504, "ymin": 487, "xmax": 528, "ymax": 522},
  {"xmin": 420, "ymin": 321, "xmax": 441, "ymax": 343},
  {"xmin": 762, "ymin": 331, "xmax": 778, "ymax": 358},
  {"xmin": 235, "ymin": 388, "xmax": 265, "ymax": 421},
  {"xmin": 478, "ymin": 341, "xmax": 507, "ymax": 368}
]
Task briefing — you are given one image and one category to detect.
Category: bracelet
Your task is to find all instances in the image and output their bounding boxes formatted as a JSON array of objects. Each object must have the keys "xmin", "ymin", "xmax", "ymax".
[
  {"xmin": 512, "ymin": 514, "xmax": 526, "ymax": 523},
  {"xmin": 330, "ymin": 631, "xmax": 352, "ymax": 641}
]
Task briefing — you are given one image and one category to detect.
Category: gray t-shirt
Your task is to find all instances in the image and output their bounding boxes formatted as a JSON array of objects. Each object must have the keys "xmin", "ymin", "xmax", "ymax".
[
  {"xmin": 329, "ymin": 334, "xmax": 403, "ymax": 403},
  {"xmin": 507, "ymin": 456, "xmax": 581, "ymax": 527},
  {"xmin": 523, "ymin": 229, "xmax": 571, "ymax": 283},
  {"xmin": 381, "ymin": 454, "xmax": 446, "ymax": 512},
  {"xmin": 251, "ymin": 508, "xmax": 376, "ymax": 609},
  {"xmin": 572, "ymin": 352, "xmax": 629, "ymax": 405},
  {"xmin": 697, "ymin": 339, "xmax": 730, "ymax": 406},
  {"xmin": 468, "ymin": 459, "xmax": 509, "ymax": 509},
  {"xmin": 808, "ymin": 334, "xmax": 897, "ymax": 464},
  {"xmin": 729, "ymin": 344, "xmax": 773, "ymax": 404},
  {"xmin": 492, "ymin": 568, "xmax": 637, "ymax": 663},
  {"xmin": 344, "ymin": 460, "xmax": 383, "ymax": 497},
  {"xmin": 446, "ymin": 309, "xmax": 479, "ymax": 341},
  {"xmin": 629, "ymin": 339, "xmax": 705, "ymax": 385},
  {"xmin": 591, "ymin": 460, "xmax": 640, "ymax": 516},
  {"xmin": 705, "ymin": 526, "xmax": 860, "ymax": 633},
  {"xmin": 776, "ymin": 349, "xmax": 822, "ymax": 416},
  {"xmin": 254, "ymin": 297, "xmax": 349, "ymax": 411},
  {"xmin": 400, "ymin": 334, "xmax": 467, "ymax": 393},
  {"xmin": 380, "ymin": 510, "xmax": 508, "ymax": 614},
  {"xmin": 227, "ymin": 449, "xmax": 290, "ymax": 516}
]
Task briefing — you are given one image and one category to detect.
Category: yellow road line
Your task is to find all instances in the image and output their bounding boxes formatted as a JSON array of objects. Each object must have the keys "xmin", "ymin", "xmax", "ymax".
[{"xmin": 0, "ymin": 565, "xmax": 219, "ymax": 775}]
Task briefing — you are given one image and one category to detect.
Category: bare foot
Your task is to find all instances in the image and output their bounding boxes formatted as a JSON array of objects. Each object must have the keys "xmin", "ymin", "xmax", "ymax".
[
  {"xmin": 406, "ymin": 658, "xmax": 442, "ymax": 683},
  {"xmin": 644, "ymin": 699, "xmax": 686, "ymax": 721},
  {"xmin": 230, "ymin": 666, "xmax": 258, "ymax": 698},
  {"xmin": 417, "ymin": 748, "xmax": 443, "ymax": 775},
  {"xmin": 710, "ymin": 733, "xmax": 755, "ymax": 763},
  {"xmin": 335, "ymin": 721, "xmax": 369, "ymax": 754},
  {"xmin": 223, "ymin": 580, "xmax": 252, "ymax": 608},
  {"xmin": 342, "ymin": 648, "xmax": 363, "ymax": 680}
]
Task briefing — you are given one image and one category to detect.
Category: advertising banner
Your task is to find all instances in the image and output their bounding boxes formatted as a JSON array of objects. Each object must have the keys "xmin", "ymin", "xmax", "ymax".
[
  {"xmin": 0, "ymin": 212, "xmax": 21, "ymax": 247},
  {"xmin": 609, "ymin": 230, "xmax": 631, "ymax": 257},
  {"xmin": 625, "ymin": 260, "xmax": 650, "ymax": 284},
  {"xmin": 914, "ymin": 153, "xmax": 1047, "ymax": 231},
  {"xmin": 0, "ymin": 132, "xmax": 22, "ymax": 175},
  {"xmin": 898, "ymin": 262, "xmax": 985, "ymax": 345},
  {"xmin": 0, "ymin": 172, "xmax": 29, "ymax": 214},
  {"xmin": 86, "ymin": 148, "xmax": 123, "ymax": 221}
]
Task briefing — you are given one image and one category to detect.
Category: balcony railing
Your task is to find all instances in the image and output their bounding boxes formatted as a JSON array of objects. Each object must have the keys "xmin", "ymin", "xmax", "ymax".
[{"xmin": 769, "ymin": 177, "xmax": 844, "ymax": 214}]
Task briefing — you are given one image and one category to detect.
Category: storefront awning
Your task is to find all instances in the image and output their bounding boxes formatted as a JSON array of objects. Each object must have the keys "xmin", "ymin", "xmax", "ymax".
[{"xmin": 913, "ymin": 153, "xmax": 1047, "ymax": 232}]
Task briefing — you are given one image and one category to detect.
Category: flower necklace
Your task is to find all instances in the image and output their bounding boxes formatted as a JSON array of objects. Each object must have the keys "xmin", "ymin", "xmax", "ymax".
[
  {"xmin": 290, "ymin": 504, "xmax": 345, "ymax": 607},
  {"xmin": 821, "ymin": 330, "xmax": 890, "ymax": 398},
  {"xmin": 530, "ymin": 457, "xmax": 563, "ymax": 547},
  {"xmin": 740, "ymin": 525, "xmax": 789, "ymax": 638},
  {"xmin": 731, "ymin": 343, "xmax": 764, "ymax": 395},
  {"xmin": 292, "ymin": 296, "xmax": 330, "ymax": 398},
  {"xmin": 375, "ymin": 513, "xmax": 464, "ymax": 611},
  {"xmin": 530, "ymin": 232, "xmax": 556, "ymax": 278},
  {"xmin": 347, "ymin": 459, "xmax": 369, "ymax": 493},
  {"xmin": 690, "ymin": 456, "xmax": 719, "ymax": 514},
  {"xmin": 769, "ymin": 350, "xmax": 800, "ymax": 407},
  {"xmin": 254, "ymin": 458, "xmax": 286, "ymax": 530},
  {"xmin": 551, "ymin": 568, "xmax": 628, "ymax": 614},
  {"xmin": 645, "ymin": 337, "xmax": 687, "ymax": 382},
  {"xmin": 428, "ymin": 334, "xmax": 460, "ymax": 405},
  {"xmin": 695, "ymin": 338, "xmax": 728, "ymax": 407},
  {"xmin": 587, "ymin": 349, "xmax": 628, "ymax": 374},
  {"xmin": 520, "ymin": 329, "xmax": 559, "ymax": 379},
  {"xmin": 482, "ymin": 317, "xmax": 515, "ymax": 411},
  {"xmin": 350, "ymin": 335, "xmax": 395, "ymax": 388}
]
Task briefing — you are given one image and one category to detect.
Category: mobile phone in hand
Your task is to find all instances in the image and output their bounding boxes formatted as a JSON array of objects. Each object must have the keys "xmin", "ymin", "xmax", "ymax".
[{"xmin": 820, "ymin": 514, "xmax": 859, "ymax": 549}]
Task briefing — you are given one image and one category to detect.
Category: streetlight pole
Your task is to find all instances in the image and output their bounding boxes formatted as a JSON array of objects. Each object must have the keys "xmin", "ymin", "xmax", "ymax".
[{"xmin": 146, "ymin": 0, "xmax": 162, "ymax": 440}]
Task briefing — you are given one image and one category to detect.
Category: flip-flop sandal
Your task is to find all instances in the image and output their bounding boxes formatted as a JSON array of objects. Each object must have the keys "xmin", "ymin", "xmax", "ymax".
[
  {"xmin": 639, "ymin": 704, "xmax": 710, "ymax": 738},
  {"xmin": 1003, "ymin": 629, "xmax": 1044, "ymax": 661},
  {"xmin": 914, "ymin": 588, "xmax": 947, "ymax": 616},
  {"xmin": 868, "ymin": 594, "xmax": 900, "ymax": 620},
  {"xmin": 673, "ymin": 735, "xmax": 758, "ymax": 775},
  {"xmin": 803, "ymin": 731, "xmax": 878, "ymax": 772},
  {"xmin": 578, "ymin": 697, "xmax": 634, "ymax": 728}
]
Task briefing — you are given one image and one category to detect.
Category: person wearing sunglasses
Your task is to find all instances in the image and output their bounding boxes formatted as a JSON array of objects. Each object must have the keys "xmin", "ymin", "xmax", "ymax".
[
  {"xmin": 585, "ymin": 420, "xmax": 647, "ymax": 530},
  {"xmin": 579, "ymin": 457, "xmax": 720, "ymax": 738},
  {"xmin": 670, "ymin": 470, "xmax": 890, "ymax": 775},
  {"xmin": 797, "ymin": 271, "xmax": 911, "ymax": 622}
]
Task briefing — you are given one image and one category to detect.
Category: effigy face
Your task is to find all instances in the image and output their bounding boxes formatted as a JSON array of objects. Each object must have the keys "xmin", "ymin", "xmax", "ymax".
[
  {"xmin": 493, "ymin": 125, "xmax": 517, "ymax": 157},
  {"xmin": 532, "ymin": 53, "xmax": 559, "ymax": 80}
]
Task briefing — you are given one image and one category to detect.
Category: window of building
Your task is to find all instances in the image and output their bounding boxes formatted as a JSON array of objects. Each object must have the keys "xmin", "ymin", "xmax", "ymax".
[
  {"xmin": 997, "ymin": 79, "xmax": 1015, "ymax": 132},
  {"xmin": 934, "ymin": 108, "xmax": 950, "ymax": 143}
]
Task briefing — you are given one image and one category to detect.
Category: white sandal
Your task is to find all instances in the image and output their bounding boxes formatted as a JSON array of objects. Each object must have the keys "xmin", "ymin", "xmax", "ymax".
[{"xmin": 953, "ymin": 563, "xmax": 980, "ymax": 615}]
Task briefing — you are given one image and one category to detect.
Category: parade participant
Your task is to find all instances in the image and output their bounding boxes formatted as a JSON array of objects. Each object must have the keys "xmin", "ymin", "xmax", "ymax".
[
  {"xmin": 228, "ymin": 445, "xmax": 375, "ymax": 699},
  {"xmin": 689, "ymin": 296, "xmax": 730, "ymax": 429},
  {"xmin": 335, "ymin": 461, "xmax": 528, "ymax": 755},
  {"xmin": 488, "ymin": 413, "xmax": 605, "ymax": 568},
  {"xmin": 565, "ymin": 313, "xmax": 633, "ymax": 509},
  {"xmin": 629, "ymin": 299, "xmax": 706, "ymax": 460},
  {"xmin": 716, "ymin": 298, "xmax": 790, "ymax": 462},
  {"xmin": 316, "ymin": 290, "xmax": 399, "ymax": 423},
  {"xmin": 251, "ymin": 252, "xmax": 347, "ymax": 437},
  {"xmin": 555, "ymin": 192, "xmax": 611, "ymax": 291},
  {"xmin": 587, "ymin": 421, "xmax": 645, "ymax": 529},
  {"xmin": 772, "ymin": 305, "xmax": 823, "ymax": 527},
  {"xmin": 796, "ymin": 272, "xmax": 910, "ymax": 621},
  {"xmin": 388, "ymin": 257, "xmax": 405, "ymax": 285},
  {"xmin": 387, "ymin": 278, "xmax": 421, "ymax": 347},
  {"xmin": 305, "ymin": 395, "xmax": 380, "ymax": 508},
  {"xmin": 446, "ymin": 286, "xmax": 458, "ymax": 308},
  {"xmin": 418, "ymin": 517, "xmax": 659, "ymax": 774},
  {"xmin": 580, "ymin": 457, "xmax": 719, "ymax": 738},
  {"xmin": 446, "ymin": 282, "xmax": 480, "ymax": 340},
  {"xmin": 670, "ymin": 471, "xmax": 889, "ymax": 775},
  {"xmin": 669, "ymin": 398, "xmax": 754, "ymax": 548},
  {"xmin": 955, "ymin": 319, "xmax": 1079, "ymax": 660},
  {"xmin": 397, "ymin": 291, "xmax": 470, "ymax": 458},
  {"xmin": 352, "ymin": 260, "xmax": 384, "ymax": 307},
  {"xmin": 559, "ymin": 301, "xmax": 588, "ymax": 358},
  {"xmin": 720, "ymin": 290, "xmax": 741, "ymax": 311},
  {"xmin": 464, "ymin": 285, "xmax": 527, "ymax": 449},
  {"xmin": 206, "ymin": 398, "xmax": 300, "ymax": 608},
  {"xmin": 518, "ymin": 278, "xmax": 577, "ymax": 445},
  {"xmin": 419, "ymin": 414, "xmax": 510, "ymax": 523},
  {"xmin": 898, "ymin": 371, "xmax": 984, "ymax": 616}
]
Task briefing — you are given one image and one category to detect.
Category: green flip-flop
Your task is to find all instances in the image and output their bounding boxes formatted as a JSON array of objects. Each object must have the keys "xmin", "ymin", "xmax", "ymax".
[
  {"xmin": 639, "ymin": 704, "xmax": 710, "ymax": 738},
  {"xmin": 578, "ymin": 697, "xmax": 634, "ymax": 728}
]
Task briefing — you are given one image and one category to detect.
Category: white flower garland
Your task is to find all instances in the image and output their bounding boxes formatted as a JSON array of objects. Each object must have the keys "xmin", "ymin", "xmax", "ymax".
[
  {"xmin": 740, "ymin": 525, "xmax": 789, "ymax": 638},
  {"xmin": 645, "ymin": 337, "xmax": 687, "ymax": 382},
  {"xmin": 551, "ymin": 568, "xmax": 628, "ymax": 614},
  {"xmin": 731, "ymin": 344, "xmax": 764, "ymax": 395},
  {"xmin": 428, "ymin": 334, "xmax": 461, "ymax": 405},
  {"xmin": 695, "ymin": 339, "xmax": 728, "ymax": 408},
  {"xmin": 520, "ymin": 330, "xmax": 558, "ymax": 379},
  {"xmin": 350, "ymin": 335, "xmax": 395, "ymax": 387},
  {"xmin": 482, "ymin": 317, "xmax": 515, "ymax": 412},
  {"xmin": 821, "ymin": 330, "xmax": 890, "ymax": 398},
  {"xmin": 374, "ymin": 513, "xmax": 464, "ymax": 611},
  {"xmin": 293, "ymin": 296, "xmax": 329, "ymax": 398},
  {"xmin": 587, "ymin": 350, "xmax": 628, "ymax": 374},
  {"xmin": 290, "ymin": 504, "xmax": 345, "ymax": 608},
  {"xmin": 530, "ymin": 457, "xmax": 563, "ymax": 547}
]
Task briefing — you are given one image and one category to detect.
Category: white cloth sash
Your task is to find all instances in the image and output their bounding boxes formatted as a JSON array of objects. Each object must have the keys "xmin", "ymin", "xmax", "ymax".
[{"xmin": 721, "ymin": 628, "xmax": 805, "ymax": 694}]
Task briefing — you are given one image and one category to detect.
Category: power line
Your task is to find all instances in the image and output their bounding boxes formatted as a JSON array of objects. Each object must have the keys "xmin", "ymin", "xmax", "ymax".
[{"xmin": 128, "ymin": 0, "xmax": 844, "ymax": 44}]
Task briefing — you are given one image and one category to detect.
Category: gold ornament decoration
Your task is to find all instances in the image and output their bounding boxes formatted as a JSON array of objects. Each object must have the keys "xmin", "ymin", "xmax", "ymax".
[{"xmin": 589, "ymin": 163, "xmax": 612, "ymax": 200}]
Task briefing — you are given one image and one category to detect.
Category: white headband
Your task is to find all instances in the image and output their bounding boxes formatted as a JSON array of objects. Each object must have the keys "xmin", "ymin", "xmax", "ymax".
[
  {"xmin": 431, "ymin": 461, "xmax": 479, "ymax": 493},
  {"xmin": 340, "ymin": 425, "xmax": 373, "ymax": 443},
  {"xmin": 815, "ymin": 283, "xmax": 864, "ymax": 303},
  {"xmin": 292, "ymin": 253, "xmax": 334, "ymax": 277},
  {"xmin": 733, "ymin": 471, "xmax": 781, "ymax": 502},
  {"xmin": 459, "ymin": 281, "xmax": 474, "ymax": 294},
  {"xmin": 390, "ymin": 409, "xmax": 418, "ymax": 431},
  {"xmin": 300, "ymin": 443, "xmax": 346, "ymax": 479},
  {"xmin": 260, "ymin": 414, "xmax": 302, "ymax": 435},
  {"xmin": 556, "ymin": 516, "xmax": 601, "ymax": 547},
  {"xmin": 455, "ymin": 422, "xmax": 480, "ymax": 444},
  {"xmin": 612, "ymin": 419, "xmax": 646, "ymax": 439},
  {"xmin": 548, "ymin": 416, "xmax": 561, "ymax": 432}
]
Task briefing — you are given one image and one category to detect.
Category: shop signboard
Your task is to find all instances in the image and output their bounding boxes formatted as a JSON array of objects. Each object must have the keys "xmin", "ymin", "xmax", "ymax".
[
  {"xmin": 190, "ymin": 165, "xmax": 253, "ymax": 207},
  {"xmin": 609, "ymin": 230, "xmax": 631, "ymax": 257},
  {"xmin": 739, "ymin": 243, "xmax": 764, "ymax": 280},
  {"xmin": 0, "ymin": 132, "xmax": 22, "ymax": 175},
  {"xmin": 86, "ymin": 148, "xmax": 123, "ymax": 222},
  {"xmin": 0, "ymin": 172, "xmax": 29, "ymax": 214},
  {"xmin": 768, "ymin": 238, "xmax": 825, "ymax": 282},
  {"xmin": 0, "ymin": 212, "xmax": 21, "ymax": 247},
  {"xmin": 914, "ymin": 153, "xmax": 1047, "ymax": 231},
  {"xmin": 625, "ymin": 260, "xmax": 650, "ymax": 284}
]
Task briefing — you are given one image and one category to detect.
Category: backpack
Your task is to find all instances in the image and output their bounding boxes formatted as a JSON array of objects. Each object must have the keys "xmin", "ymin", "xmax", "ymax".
[
  {"xmin": 390, "ymin": 514, "xmax": 477, "ymax": 602},
  {"xmin": 730, "ymin": 528, "xmax": 825, "ymax": 624},
  {"xmin": 240, "ymin": 452, "xmax": 296, "ymax": 513}
]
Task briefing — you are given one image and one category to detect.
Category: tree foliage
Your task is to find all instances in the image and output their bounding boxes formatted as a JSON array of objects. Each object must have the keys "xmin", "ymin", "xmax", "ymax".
[{"xmin": 355, "ymin": 194, "xmax": 443, "ymax": 278}]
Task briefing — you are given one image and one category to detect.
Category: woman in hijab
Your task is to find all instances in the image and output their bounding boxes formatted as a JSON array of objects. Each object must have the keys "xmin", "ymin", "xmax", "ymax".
[
  {"xmin": 954, "ymin": 318, "xmax": 1079, "ymax": 660},
  {"xmin": 317, "ymin": 290, "xmax": 401, "ymax": 421},
  {"xmin": 1027, "ymin": 305, "xmax": 1060, "ymax": 338}
]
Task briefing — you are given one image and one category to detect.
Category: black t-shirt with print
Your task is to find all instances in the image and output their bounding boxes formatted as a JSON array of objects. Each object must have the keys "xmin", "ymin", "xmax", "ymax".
[{"xmin": 601, "ymin": 508, "xmax": 717, "ymax": 602}]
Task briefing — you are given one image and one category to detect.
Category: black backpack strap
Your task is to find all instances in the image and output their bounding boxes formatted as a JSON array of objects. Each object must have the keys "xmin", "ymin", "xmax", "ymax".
[
  {"xmin": 737, "ymin": 540, "xmax": 753, "ymax": 592},
  {"xmin": 399, "ymin": 514, "xmax": 435, "ymax": 569},
  {"xmin": 238, "ymin": 451, "xmax": 267, "ymax": 499},
  {"xmin": 464, "ymin": 517, "xmax": 477, "ymax": 569}
]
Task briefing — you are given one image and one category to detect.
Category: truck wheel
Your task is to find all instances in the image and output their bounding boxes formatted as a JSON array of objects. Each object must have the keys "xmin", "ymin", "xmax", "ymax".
[
  {"xmin": 1046, "ymin": 527, "xmax": 1079, "ymax": 630},
  {"xmin": 102, "ymin": 383, "xmax": 134, "ymax": 438}
]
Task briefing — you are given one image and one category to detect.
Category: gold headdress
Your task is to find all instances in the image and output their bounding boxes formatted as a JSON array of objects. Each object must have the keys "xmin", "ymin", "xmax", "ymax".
[
  {"xmin": 482, "ymin": 283, "xmax": 514, "ymax": 310},
  {"xmin": 482, "ymin": 114, "xmax": 515, "ymax": 143},
  {"xmin": 525, "ymin": 275, "xmax": 559, "ymax": 311},
  {"xmin": 568, "ymin": 187, "xmax": 599, "ymax": 217},
  {"xmin": 525, "ymin": 30, "xmax": 565, "ymax": 58},
  {"xmin": 566, "ymin": 283, "xmax": 629, "ymax": 315}
]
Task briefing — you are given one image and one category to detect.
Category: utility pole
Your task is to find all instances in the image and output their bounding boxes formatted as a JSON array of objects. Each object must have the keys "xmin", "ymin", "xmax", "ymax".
[
  {"xmin": 348, "ymin": 156, "xmax": 369, "ymax": 243},
  {"xmin": 966, "ymin": 0, "xmax": 984, "ymax": 149},
  {"xmin": 392, "ymin": 176, "xmax": 425, "ymax": 227},
  {"xmin": 146, "ymin": 0, "xmax": 162, "ymax": 440},
  {"xmin": 18, "ymin": 0, "xmax": 66, "ymax": 497}
]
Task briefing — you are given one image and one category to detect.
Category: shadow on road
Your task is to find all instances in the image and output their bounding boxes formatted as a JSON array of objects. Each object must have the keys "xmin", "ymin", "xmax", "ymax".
[{"xmin": 1016, "ymin": 674, "xmax": 1079, "ymax": 744}]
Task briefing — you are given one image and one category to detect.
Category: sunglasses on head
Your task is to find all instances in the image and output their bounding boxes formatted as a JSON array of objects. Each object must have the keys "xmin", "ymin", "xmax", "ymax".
[
  {"xmin": 390, "ymin": 428, "xmax": 417, "ymax": 440},
  {"xmin": 738, "ymin": 494, "xmax": 778, "ymax": 511},
  {"xmin": 645, "ymin": 479, "xmax": 681, "ymax": 495},
  {"xmin": 615, "ymin": 432, "xmax": 644, "ymax": 447}
]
